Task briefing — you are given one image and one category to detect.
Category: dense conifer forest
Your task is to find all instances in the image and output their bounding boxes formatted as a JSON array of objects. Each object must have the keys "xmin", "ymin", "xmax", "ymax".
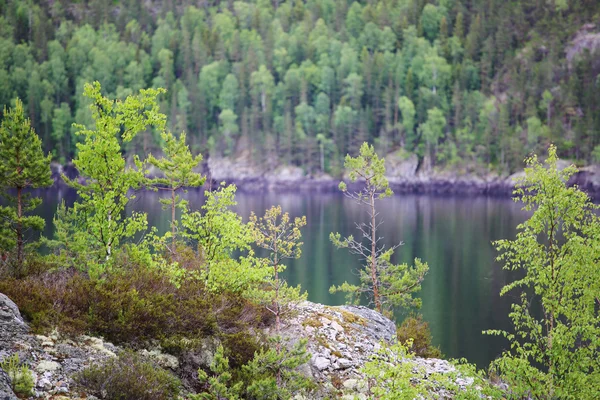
[{"xmin": 1, "ymin": 0, "xmax": 600, "ymax": 173}]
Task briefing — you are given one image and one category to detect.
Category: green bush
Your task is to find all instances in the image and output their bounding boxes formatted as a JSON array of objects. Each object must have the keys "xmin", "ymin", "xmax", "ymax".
[
  {"xmin": 0, "ymin": 354, "xmax": 35, "ymax": 397},
  {"xmin": 75, "ymin": 350, "xmax": 181, "ymax": 400},
  {"xmin": 396, "ymin": 314, "xmax": 442, "ymax": 358}
]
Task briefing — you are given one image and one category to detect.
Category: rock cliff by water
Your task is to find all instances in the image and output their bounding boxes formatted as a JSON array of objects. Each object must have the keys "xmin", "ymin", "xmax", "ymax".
[
  {"xmin": 49, "ymin": 149, "xmax": 600, "ymax": 199},
  {"xmin": 204, "ymin": 152, "xmax": 600, "ymax": 198}
]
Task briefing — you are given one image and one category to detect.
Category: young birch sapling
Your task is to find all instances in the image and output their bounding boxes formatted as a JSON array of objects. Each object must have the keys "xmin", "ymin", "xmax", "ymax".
[
  {"xmin": 63, "ymin": 82, "xmax": 166, "ymax": 268},
  {"xmin": 330, "ymin": 142, "xmax": 428, "ymax": 316},
  {"xmin": 248, "ymin": 206, "xmax": 310, "ymax": 390},
  {"xmin": 148, "ymin": 130, "xmax": 205, "ymax": 247},
  {"xmin": 248, "ymin": 205, "xmax": 307, "ymax": 333},
  {"xmin": 485, "ymin": 145, "xmax": 600, "ymax": 399}
]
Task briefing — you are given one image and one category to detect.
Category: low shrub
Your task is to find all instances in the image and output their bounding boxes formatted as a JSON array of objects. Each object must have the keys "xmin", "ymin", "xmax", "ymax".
[
  {"xmin": 0, "ymin": 354, "xmax": 35, "ymax": 397},
  {"xmin": 220, "ymin": 332, "xmax": 264, "ymax": 370},
  {"xmin": 396, "ymin": 314, "xmax": 442, "ymax": 358},
  {"xmin": 74, "ymin": 350, "xmax": 181, "ymax": 400},
  {"xmin": 0, "ymin": 245, "xmax": 273, "ymax": 346}
]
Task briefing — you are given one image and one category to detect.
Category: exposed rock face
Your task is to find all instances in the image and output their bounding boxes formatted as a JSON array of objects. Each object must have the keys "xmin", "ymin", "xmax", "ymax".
[
  {"xmin": 277, "ymin": 301, "xmax": 487, "ymax": 399},
  {"xmin": 0, "ymin": 293, "xmax": 120, "ymax": 399},
  {"xmin": 566, "ymin": 23, "xmax": 600, "ymax": 65},
  {"xmin": 50, "ymin": 148, "xmax": 600, "ymax": 198}
]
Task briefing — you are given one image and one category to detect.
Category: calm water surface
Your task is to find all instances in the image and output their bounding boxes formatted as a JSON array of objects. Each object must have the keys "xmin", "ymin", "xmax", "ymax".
[{"xmin": 39, "ymin": 188, "xmax": 529, "ymax": 368}]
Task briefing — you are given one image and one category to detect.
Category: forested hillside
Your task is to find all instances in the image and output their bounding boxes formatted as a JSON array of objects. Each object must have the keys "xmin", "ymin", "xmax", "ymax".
[{"xmin": 1, "ymin": 0, "xmax": 600, "ymax": 174}]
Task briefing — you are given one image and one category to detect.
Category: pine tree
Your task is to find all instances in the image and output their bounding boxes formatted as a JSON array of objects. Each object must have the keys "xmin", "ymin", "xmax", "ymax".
[
  {"xmin": 0, "ymin": 99, "xmax": 52, "ymax": 275},
  {"xmin": 330, "ymin": 143, "xmax": 428, "ymax": 315}
]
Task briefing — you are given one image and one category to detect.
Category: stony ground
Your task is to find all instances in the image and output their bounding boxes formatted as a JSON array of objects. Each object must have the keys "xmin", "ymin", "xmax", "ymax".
[{"xmin": 1, "ymin": 293, "xmax": 491, "ymax": 399}]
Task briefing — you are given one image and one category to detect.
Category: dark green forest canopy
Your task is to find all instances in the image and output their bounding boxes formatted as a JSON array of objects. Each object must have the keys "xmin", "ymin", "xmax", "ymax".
[{"xmin": 1, "ymin": 0, "xmax": 599, "ymax": 173}]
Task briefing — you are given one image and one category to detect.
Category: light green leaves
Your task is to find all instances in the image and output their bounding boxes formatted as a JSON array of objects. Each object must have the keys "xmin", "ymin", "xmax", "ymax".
[
  {"xmin": 64, "ymin": 82, "xmax": 166, "ymax": 266},
  {"xmin": 485, "ymin": 145, "xmax": 600, "ymax": 399}
]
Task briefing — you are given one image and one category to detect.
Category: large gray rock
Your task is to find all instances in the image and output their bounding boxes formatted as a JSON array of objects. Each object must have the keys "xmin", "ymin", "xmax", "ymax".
[
  {"xmin": 0, "ymin": 294, "xmax": 26, "ymax": 329},
  {"xmin": 276, "ymin": 301, "xmax": 397, "ymax": 398},
  {"xmin": 278, "ymin": 301, "xmax": 494, "ymax": 399},
  {"xmin": 338, "ymin": 305, "xmax": 397, "ymax": 343}
]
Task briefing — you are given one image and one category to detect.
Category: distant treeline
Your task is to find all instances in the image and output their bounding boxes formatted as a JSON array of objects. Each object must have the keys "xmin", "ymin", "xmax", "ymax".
[{"xmin": 1, "ymin": 0, "xmax": 600, "ymax": 173}]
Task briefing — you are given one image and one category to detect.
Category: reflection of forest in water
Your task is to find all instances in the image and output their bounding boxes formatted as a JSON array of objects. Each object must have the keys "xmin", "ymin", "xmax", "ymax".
[{"xmin": 38, "ymin": 188, "xmax": 529, "ymax": 368}]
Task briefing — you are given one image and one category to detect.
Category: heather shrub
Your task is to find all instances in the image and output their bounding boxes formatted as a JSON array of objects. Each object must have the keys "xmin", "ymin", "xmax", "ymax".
[
  {"xmin": 396, "ymin": 314, "xmax": 442, "ymax": 358},
  {"xmin": 0, "ymin": 245, "xmax": 272, "ymax": 346},
  {"xmin": 75, "ymin": 350, "xmax": 181, "ymax": 400}
]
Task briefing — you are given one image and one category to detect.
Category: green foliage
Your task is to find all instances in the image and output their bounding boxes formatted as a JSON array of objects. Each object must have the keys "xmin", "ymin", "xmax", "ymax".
[
  {"xmin": 362, "ymin": 342, "xmax": 502, "ymax": 400},
  {"xmin": 148, "ymin": 130, "xmax": 205, "ymax": 243},
  {"xmin": 75, "ymin": 350, "xmax": 181, "ymax": 400},
  {"xmin": 396, "ymin": 314, "xmax": 442, "ymax": 358},
  {"xmin": 63, "ymin": 82, "xmax": 166, "ymax": 272},
  {"xmin": 194, "ymin": 345, "xmax": 243, "ymax": 400},
  {"xmin": 191, "ymin": 337, "xmax": 313, "ymax": 400},
  {"xmin": 0, "ymin": 98, "xmax": 52, "ymax": 274},
  {"xmin": 1, "ymin": 0, "xmax": 598, "ymax": 173},
  {"xmin": 0, "ymin": 353, "xmax": 35, "ymax": 397},
  {"xmin": 330, "ymin": 143, "xmax": 428, "ymax": 315},
  {"xmin": 181, "ymin": 183, "xmax": 268, "ymax": 294},
  {"xmin": 248, "ymin": 205, "xmax": 307, "ymax": 331},
  {"xmin": 242, "ymin": 337, "xmax": 314, "ymax": 399},
  {"xmin": 485, "ymin": 145, "xmax": 600, "ymax": 399}
]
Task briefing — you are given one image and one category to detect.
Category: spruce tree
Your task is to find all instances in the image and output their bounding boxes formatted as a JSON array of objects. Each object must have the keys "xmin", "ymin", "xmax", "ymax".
[{"xmin": 0, "ymin": 99, "xmax": 52, "ymax": 275}]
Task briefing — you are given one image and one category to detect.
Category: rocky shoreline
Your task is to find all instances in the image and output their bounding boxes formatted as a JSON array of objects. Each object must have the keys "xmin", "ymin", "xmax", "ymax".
[{"xmin": 49, "ymin": 153, "xmax": 600, "ymax": 199}]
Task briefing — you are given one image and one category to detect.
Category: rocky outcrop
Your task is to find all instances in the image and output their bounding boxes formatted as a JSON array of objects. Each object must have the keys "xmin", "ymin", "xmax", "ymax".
[
  {"xmin": 207, "ymin": 155, "xmax": 337, "ymax": 193},
  {"xmin": 0, "ymin": 293, "xmax": 496, "ymax": 400},
  {"xmin": 570, "ymin": 164, "xmax": 600, "ymax": 195},
  {"xmin": 566, "ymin": 23, "xmax": 600, "ymax": 66},
  {"xmin": 277, "ymin": 301, "xmax": 490, "ymax": 399},
  {"xmin": 0, "ymin": 293, "xmax": 121, "ymax": 399},
  {"xmin": 0, "ymin": 367, "xmax": 18, "ymax": 400},
  {"xmin": 49, "ymin": 149, "xmax": 600, "ymax": 198}
]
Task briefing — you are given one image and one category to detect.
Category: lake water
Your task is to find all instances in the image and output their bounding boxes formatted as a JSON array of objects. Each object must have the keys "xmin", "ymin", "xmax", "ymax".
[{"xmin": 37, "ymin": 188, "xmax": 530, "ymax": 368}]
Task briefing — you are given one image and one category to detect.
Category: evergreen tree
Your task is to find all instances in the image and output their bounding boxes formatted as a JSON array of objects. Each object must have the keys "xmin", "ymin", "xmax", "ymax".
[
  {"xmin": 0, "ymin": 99, "xmax": 52, "ymax": 275},
  {"xmin": 330, "ymin": 143, "xmax": 428, "ymax": 315}
]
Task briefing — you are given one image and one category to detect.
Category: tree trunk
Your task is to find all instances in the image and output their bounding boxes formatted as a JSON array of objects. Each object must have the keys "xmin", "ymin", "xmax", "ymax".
[
  {"xmin": 171, "ymin": 187, "xmax": 176, "ymax": 245},
  {"xmin": 273, "ymin": 244, "xmax": 282, "ymax": 387},
  {"xmin": 370, "ymin": 185, "xmax": 381, "ymax": 313},
  {"xmin": 16, "ymin": 187, "xmax": 23, "ymax": 274}
]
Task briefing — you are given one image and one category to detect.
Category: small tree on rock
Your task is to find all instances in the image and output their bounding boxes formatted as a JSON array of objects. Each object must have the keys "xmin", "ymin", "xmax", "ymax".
[
  {"xmin": 248, "ymin": 205, "xmax": 307, "ymax": 334},
  {"xmin": 330, "ymin": 142, "xmax": 428, "ymax": 316},
  {"xmin": 0, "ymin": 99, "xmax": 52, "ymax": 275}
]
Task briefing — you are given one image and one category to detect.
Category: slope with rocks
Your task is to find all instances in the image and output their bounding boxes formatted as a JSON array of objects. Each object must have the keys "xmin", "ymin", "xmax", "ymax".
[{"xmin": 0, "ymin": 293, "xmax": 493, "ymax": 399}]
